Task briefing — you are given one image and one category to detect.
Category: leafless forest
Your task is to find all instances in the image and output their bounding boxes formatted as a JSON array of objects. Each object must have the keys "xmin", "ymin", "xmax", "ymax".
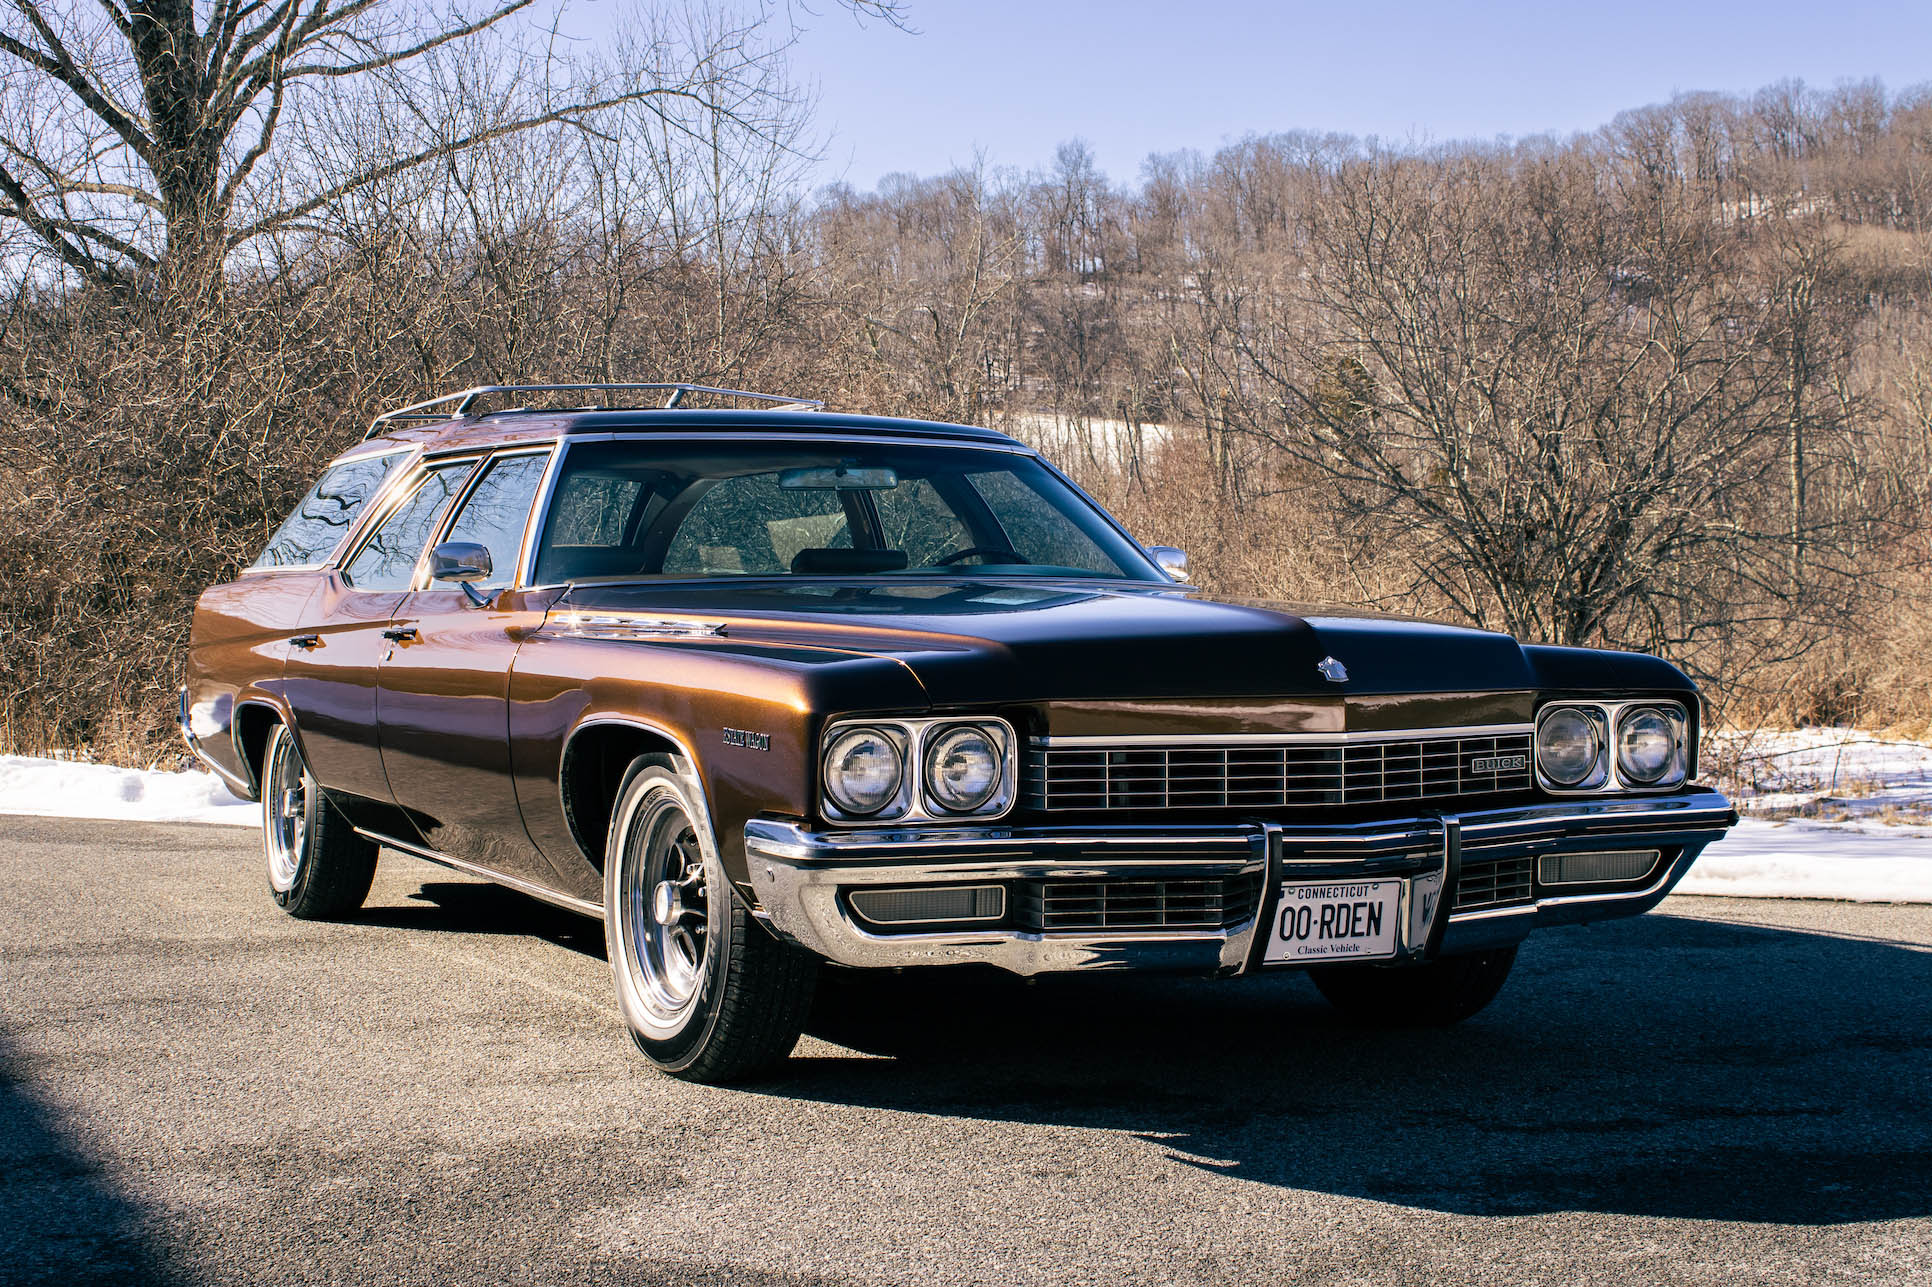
[{"xmin": 0, "ymin": 2, "xmax": 1929, "ymax": 761}]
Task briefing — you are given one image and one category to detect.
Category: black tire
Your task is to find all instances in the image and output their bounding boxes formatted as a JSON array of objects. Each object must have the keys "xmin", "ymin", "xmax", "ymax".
[
  {"xmin": 1310, "ymin": 946, "xmax": 1519, "ymax": 1027},
  {"xmin": 604, "ymin": 754, "xmax": 817, "ymax": 1082},
  {"xmin": 261, "ymin": 722, "xmax": 378, "ymax": 920}
]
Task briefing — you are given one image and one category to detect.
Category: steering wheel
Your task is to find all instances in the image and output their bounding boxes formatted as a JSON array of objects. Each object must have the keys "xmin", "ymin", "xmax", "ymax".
[{"xmin": 934, "ymin": 545, "xmax": 1027, "ymax": 566}]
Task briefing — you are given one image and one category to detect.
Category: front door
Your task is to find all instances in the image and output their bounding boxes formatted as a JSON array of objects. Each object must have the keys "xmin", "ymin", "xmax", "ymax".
[
  {"xmin": 377, "ymin": 450, "xmax": 563, "ymax": 887},
  {"xmin": 281, "ymin": 459, "xmax": 476, "ymax": 832}
]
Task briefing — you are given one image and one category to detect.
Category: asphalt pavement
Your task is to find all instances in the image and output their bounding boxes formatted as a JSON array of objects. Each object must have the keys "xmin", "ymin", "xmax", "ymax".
[{"xmin": 3, "ymin": 814, "xmax": 1929, "ymax": 1285}]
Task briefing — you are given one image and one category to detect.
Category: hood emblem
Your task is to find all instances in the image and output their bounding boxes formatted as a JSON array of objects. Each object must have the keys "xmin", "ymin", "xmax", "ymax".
[{"xmin": 1317, "ymin": 656, "xmax": 1349, "ymax": 684}]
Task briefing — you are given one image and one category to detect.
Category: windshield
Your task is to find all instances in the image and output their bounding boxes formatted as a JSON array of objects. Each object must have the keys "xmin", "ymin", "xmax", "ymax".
[{"xmin": 531, "ymin": 440, "xmax": 1162, "ymax": 584}]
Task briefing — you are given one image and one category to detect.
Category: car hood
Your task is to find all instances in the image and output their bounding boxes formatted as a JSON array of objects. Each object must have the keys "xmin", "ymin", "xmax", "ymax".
[{"xmin": 552, "ymin": 578, "xmax": 1549, "ymax": 707}]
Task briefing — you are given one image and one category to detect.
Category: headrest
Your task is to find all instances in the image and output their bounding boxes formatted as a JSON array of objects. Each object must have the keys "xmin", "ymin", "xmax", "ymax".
[{"xmin": 790, "ymin": 548, "xmax": 909, "ymax": 575}]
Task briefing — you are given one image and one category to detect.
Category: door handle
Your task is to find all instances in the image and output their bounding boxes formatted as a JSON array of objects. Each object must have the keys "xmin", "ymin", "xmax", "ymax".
[
  {"xmin": 381, "ymin": 627, "xmax": 419, "ymax": 642},
  {"xmin": 288, "ymin": 634, "xmax": 320, "ymax": 649}
]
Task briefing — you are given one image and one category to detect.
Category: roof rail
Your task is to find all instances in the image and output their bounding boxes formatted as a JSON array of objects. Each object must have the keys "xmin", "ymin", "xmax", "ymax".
[{"xmin": 365, "ymin": 383, "xmax": 824, "ymax": 438}]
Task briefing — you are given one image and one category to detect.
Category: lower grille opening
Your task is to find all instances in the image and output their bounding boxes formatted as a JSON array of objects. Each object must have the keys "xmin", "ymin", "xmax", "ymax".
[
  {"xmin": 1455, "ymin": 856, "xmax": 1534, "ymax": 911},
  {"xmin": 1017, "ymin": 871, "xmax": 1265, "ymax": 933}
]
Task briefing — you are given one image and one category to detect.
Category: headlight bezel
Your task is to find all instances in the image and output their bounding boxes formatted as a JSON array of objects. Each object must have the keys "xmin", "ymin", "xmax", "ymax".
[
  {"xmin": 1534, "ymin": 704, "xmax": 1609, "ymax": 791},
  {"xmin": 820, "ymin": 716, "xmax": 1017, "ymax": 823},
  {"xmin": 821, "ymin": 724, "xmax": 909, "ymax": 819},
  {"xmin": 1536, "ymin": 699, "xmax": 1690, "ymax": 795}
]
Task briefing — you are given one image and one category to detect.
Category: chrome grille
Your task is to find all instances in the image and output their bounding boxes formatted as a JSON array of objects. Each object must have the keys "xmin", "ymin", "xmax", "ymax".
[
  {"xmin": 1031, "ymin": 731, "xmax": 1533, "ymax": 812},
  {"xmin": 1017, "ymin": 871, "xmax": 1266, "ymax": 933},
  {"xmin": 1455, "ymin": 856, "xmax": 1534, "ymax": 911}
]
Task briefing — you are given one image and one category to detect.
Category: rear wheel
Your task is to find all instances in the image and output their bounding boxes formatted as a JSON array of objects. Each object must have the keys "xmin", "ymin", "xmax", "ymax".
[
  {"xmin": 261, "ymin": 723, "xmax": 378, "ymax": 919},
  {"xmin": 604, "ymin": 755, "xmax": 817, "ymax": 1082},
  {"xmin": 1310, "ymin": 947, "xmax": 1518, "ymax": 1027}
]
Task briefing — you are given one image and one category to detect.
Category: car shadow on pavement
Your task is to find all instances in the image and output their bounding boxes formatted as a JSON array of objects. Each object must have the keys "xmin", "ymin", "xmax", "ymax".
[
  {"xmin": 0, "ymin": 1037, "xmax": 182, "ymax": 1286},
  {"xmin": 772, "ymin": 912, "xmax": 1932, "ymax": 1226},
  {"xmin": 352, "ymin": 880, "xmax": 607, "ymax": 959}
]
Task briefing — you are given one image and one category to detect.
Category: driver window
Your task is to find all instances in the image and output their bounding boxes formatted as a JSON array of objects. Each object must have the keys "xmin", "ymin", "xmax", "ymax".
[
  {"xmin": 342, "ymin": 463, "xmax": 473, "ymax": 591},
  {"xmin": 438, "ymin": 453, "xmax": 549, "ymax": 592},
  {"xmin": 662, "ymin": 473, "xmax": 851, "ymax": 575}
]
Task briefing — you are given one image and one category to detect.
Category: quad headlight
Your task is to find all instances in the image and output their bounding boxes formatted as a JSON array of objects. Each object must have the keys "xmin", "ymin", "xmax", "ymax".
[
  {"xmin": 1535, "ymin": 700, "xmax": 1688, "ymax": 794},
  {"xmin": 924, "ymin": 725, "xmax": 1004, "ymax": 813},
  {"xmin": 1535, "ymin": 705, "xmax": 1607, "ymax": 789},
  {"xmin": 821, "ymin": 717, "xmax": 1015, "ymax": 822},
  {"xmin": 823, "ymin": 726, "xmax": 905, "ymax": 817},
  {"xmin": 1615, "ymin": 705, "xmax": 1684, "ymax": 785}
]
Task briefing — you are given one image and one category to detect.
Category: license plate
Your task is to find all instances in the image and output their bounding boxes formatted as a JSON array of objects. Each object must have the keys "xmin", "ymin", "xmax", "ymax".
[{"xmin": 1263, "ymin": 879, "xmax": 1401, "ymax": 964}]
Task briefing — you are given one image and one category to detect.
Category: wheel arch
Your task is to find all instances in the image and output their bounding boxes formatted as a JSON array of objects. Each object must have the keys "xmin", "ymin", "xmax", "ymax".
[
  {"xmin": 560, "ymin": 716, "xmax": 712, "ymax": 873},
  {"xmin": 231, "ymin": 697, "xmax": 294, "ymax": 798}
]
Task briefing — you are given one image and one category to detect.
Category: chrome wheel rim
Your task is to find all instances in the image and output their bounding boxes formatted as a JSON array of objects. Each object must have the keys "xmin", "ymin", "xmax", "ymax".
[
  {"xmin": 622, "ymin": 793, "xmax": 712, "ymax": 1023},
  {"xmin": 264, "ymin": 734, "xmax": 308, "ymax": 893}
]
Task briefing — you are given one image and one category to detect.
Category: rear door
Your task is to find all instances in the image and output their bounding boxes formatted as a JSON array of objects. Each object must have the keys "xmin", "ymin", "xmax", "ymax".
[
  {"xmin": 377, "ymin": 448, "xmax": 563, "ymax": 885},
  {"xmin": 281, "ymin": 458, "xmax": 478, "ymax": 831}
]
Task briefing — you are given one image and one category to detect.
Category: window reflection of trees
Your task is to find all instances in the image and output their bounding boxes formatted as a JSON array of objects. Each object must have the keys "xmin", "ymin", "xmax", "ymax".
[
  {"xmin": 442, "ymin": 456, "xmax": 548, "ymax": 588},
  {"xmin": 253, "ymin": 455, "xmax": 404, "ymax": 568},
  {"xmin": 344, "ymin": 467, "xmax": 467, "ymax": 590},
  {"xmin": 663, "ymin": 473, "xmax": 850, "ymax": 574},
  {"xmin": 873, "ymin": 477, "xmax": 972, "ymax": 565}
]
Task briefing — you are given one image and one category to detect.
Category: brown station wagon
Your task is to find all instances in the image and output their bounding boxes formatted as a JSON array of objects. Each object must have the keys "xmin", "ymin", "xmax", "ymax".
[{"xmin": 181, "ymin": 382, "xmax": 1738, "ymax": 1082}]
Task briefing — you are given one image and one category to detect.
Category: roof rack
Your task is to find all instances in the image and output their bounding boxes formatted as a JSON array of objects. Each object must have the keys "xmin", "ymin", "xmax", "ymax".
[{"xmin": 365, "ymin": 383, "xmax": 824, "ymax": 438}]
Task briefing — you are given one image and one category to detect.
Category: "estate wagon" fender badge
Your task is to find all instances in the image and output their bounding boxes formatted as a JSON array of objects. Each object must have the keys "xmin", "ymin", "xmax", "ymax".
[
  {"xmin": 722, "ymin": 728, "xmax": 771, "ymax": 751},
  {"xmin": 1317, "ymin": 656, "xmax": 1348, "ymax": 684}
]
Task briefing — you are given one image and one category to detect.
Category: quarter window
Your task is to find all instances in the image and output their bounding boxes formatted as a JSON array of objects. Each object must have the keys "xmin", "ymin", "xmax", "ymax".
[
  {"xmin": 342, "ymin": 462, "xmax": 474, "ymax": 591},
  {"xmin": 251, "ymin": 453, "xmax": 407, "ymax": 570}
]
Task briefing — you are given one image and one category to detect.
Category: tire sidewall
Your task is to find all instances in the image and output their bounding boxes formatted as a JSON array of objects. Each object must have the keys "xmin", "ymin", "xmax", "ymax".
[
  {"xmin": 604, "ymin": 758, "xmax": 734, "ymax": 1071},
  {"xmin": 263, "ymin": 724, "xmax": 318, "ymax": 909}
]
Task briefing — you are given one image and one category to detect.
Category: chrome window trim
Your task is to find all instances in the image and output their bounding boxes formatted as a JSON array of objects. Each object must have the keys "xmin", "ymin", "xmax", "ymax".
[
  {"xmin": 1032, "ymin": 722, "xmax": 1536, "ymax": 748},
  {"xmin": 514, "ymin": 432, "xmax": 1165, "ymax": 593},
  {"xmin": 331, "ymin": 453, "xmax": 485, "ymax": 586},
  {"xmin": 515, "ymin": 439, "xmax": 571, "ymax": 588},
  {"xmin": 408, "ymin": 443, "xmax": 558, "ymax": 593},
  {"xmin": 239, "ymin": 443, "xmax": 420, "ymax": 575}
]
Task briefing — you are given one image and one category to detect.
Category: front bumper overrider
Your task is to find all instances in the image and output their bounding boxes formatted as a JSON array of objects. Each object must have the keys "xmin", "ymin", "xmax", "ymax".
[{"xmin": 743, "ymin": 790, "xmax": 1737, "ymax": 976}]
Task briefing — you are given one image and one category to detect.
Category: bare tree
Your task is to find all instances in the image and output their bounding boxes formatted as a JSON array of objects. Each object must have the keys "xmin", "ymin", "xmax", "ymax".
[{"xmin": 0, "ymin": 0, "xmax": 902, "ymax": 287}]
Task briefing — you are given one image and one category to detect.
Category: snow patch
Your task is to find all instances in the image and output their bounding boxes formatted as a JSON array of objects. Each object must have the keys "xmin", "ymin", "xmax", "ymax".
[
  {"xmin": 0, "ymin": 755, "xmax": 255, "ymax": 827},
  {"xmin": 1682, "ymin": 817, "xmax": 1932, "ymax": 903}
]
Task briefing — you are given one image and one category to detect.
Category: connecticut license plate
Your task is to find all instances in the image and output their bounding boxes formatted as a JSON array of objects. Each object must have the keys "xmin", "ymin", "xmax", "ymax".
[{"xmin": 1263, "ymin": 879, "xmax": 1402, "ymax": 964}]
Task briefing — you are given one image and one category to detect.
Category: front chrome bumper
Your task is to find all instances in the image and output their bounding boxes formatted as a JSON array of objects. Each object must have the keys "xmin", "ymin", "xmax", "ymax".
[{"xmin": 743, "ymin": 790, "xmax": 1737, "ymax": 976}]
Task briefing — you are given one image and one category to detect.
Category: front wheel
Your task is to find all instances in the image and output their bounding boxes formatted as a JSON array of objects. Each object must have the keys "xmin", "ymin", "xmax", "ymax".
[
  {"xmin": 261, "ymin": 723, "xmax": 378, "ymax": 919},
  {"xmin": 1310, "ymin": 946, "xmax": 1518, "ymax": 1027},
  {"xmin": 604, "ymin": 755, "xmax": 817, "ymax": 1082}
]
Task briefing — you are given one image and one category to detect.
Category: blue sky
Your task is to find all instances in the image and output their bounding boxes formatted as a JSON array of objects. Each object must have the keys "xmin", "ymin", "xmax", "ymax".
[{"xmin": 580, "ymin": 1, "xmax": 1929, "ymax": 190}]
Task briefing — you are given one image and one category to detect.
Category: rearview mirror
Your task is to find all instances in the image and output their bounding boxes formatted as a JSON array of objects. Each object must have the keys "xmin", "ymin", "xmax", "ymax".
[
  {"xmin": 778, "ymin": 465, "xmax": 898, "ymax": 490},
  {"xmin": 1149, "ymin": 545, "xmax": 1190, "ymax": 580}
]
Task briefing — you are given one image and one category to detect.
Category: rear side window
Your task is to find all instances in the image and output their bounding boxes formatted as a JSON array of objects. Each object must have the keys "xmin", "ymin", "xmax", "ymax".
[{"xmin": 251, "ymin": 453, "xmax": 407, "ymax": 569}]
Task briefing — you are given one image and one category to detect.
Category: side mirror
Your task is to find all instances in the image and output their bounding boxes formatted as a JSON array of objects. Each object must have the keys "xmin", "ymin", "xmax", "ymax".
[
  {"xmin": 1149, "ymin": 545, "xmax": 1190, "ymax": 581},
  {"xmin": 430, "ymin": 541, "xmax": 492, "ymax": 582},
  {"xmin": 429, "ymin": 541, "xmax": 494, "ymax": 606}
]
